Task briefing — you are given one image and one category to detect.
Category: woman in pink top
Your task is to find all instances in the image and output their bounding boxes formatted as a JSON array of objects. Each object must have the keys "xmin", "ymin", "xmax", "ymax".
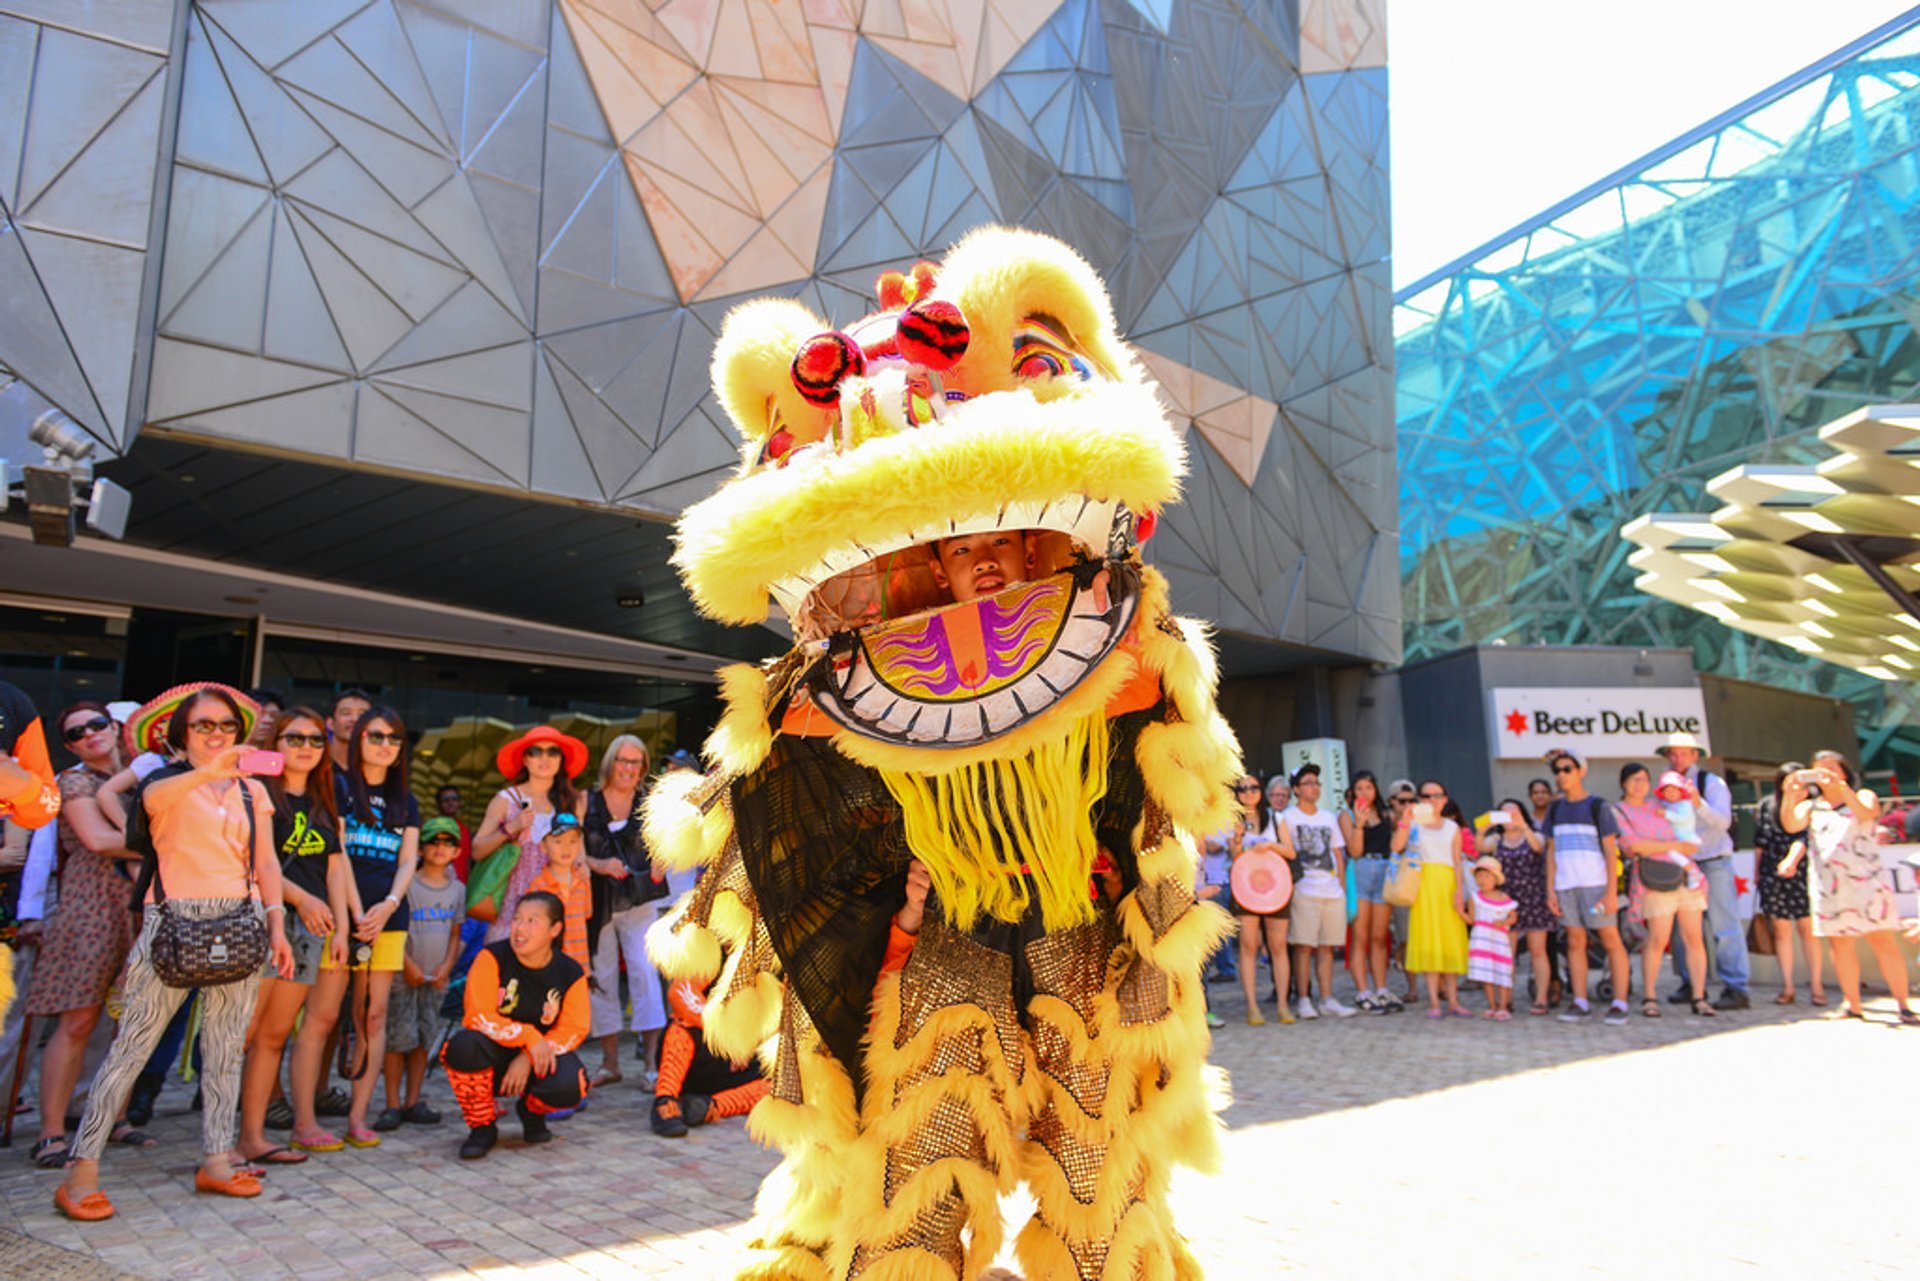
[{"xmin": 56, "ymin": 687, "xmax": 294, "ymax": 1222}]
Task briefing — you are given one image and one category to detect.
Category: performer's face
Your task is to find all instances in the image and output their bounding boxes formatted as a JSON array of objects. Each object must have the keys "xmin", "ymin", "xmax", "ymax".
[{"xmin": 928, "ymin": 531, "xmax": 1034, "ymax": 601}]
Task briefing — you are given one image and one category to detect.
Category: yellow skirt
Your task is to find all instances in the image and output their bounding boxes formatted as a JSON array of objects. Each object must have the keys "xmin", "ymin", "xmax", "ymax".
[{"xmin": 1407, "ymin": 862, "xmax": 1467, "ymax": 975}]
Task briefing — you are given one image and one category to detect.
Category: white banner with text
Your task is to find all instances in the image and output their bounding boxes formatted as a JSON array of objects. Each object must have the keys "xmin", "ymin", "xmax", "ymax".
[{"xmin": 1488, "ymin": 687, "xmax": 1709, "ymax": 760}]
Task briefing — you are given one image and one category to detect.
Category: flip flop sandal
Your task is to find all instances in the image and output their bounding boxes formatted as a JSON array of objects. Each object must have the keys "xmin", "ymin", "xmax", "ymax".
[
  {"xmin": 1773, "ymin": 992, "xmax": 1796, "ymax": 1005},
  {"xmin": 110, "ymin": 1126, "xmax": 157, "ymax": 1148},
  {"xmin": 245, "ymin": 1146, "xmax": 307, "ymax": 1165},
  {"xmin": 289, "ymin": 1131, "xmax": 345, "ymax": 1153},
  {"xmin": 1528, "ymin": 1003, "xmax": 1550, "ymax": 1016},
  {"xmin": 342, "ymin": 1128, "xmax": 382, "ymax": 1149},
  {"xmin": 31, "ymin": 1135, "xmax": 70, "ymax": 1169},
  {"xmin": 53, "ymin": 1185, "xmax": 115, "ymax": 1221}
]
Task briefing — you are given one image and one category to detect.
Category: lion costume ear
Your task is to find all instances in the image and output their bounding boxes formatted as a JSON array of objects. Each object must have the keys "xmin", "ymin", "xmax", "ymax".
[
  {"xmin": 935, "ymin": 226, "xmax": 1136, "ymax": 387},
  {"xmin": 710, "ymin": 298, "xmax": 835, "ymax": 447}
]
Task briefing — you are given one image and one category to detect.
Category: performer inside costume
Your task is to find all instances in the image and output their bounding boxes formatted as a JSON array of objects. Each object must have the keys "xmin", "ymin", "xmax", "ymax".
[
  {"xmin": 442, "ymin": 892, "xmax": 590, "ymax": 1160},
  {"xmin": 649, "ymin": 977, "xmax": 769, "ymax": 1139},
  {"xmin": 644, "ymin": 227, "xmax": 1244, "ymax": 1281}
]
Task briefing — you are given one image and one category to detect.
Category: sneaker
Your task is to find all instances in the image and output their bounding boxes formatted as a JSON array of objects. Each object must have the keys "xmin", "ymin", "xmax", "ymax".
[
  {"xmin": 1204, "ymin": 1010, "xmax": 1225, "ymax": 1029},
  {"xmin": 315, "ymin": 1087, "xmax": 352, "ymax": 1117},
  {"xmin": 400, "ymin": 1102, "xmax": 441, "ymax": 1125},
  {"xmin": 372, "ymin": 1107, "xmax": 404, "ymax": 1133},
  {"xmin": 1354, "ymin": 993, "xmax": 1379, "ymax": 1013},
  {"xmin": 458, "ymin": 1125, "xmax": 497, "ymax": 1160},
  {"xmin": 1713, "ymin": 989, "xmax": 1751, "ymax": 1012},
  {"xmin": 1380, "ymin": 992, "xmax": 1405, "ymax": 1014},
  {"xmin": 1295, "ymin": 997, "xmax": 1319, "ymax": 1021},
  {"xmin": 1557, "ymin": 1003, "xmax": 1592, "ymax": 1023},
  {"xmin": 264, "ymin": 1098, "xmax": 295, "ymax": 1131},
  {"xmin": 1603, "ymin": 1004, "xmax": 1630, "ymax": 1026},
  {"xmin": 1321, "ymin": 997, "xmax": 1357, "ymax": 1018},
  {"xmin": 650, "ymin": 1098, "xmax": 689, "ymax": 1139},
  {"xmin": 516, "ymin": 1098, "xmax": 552, "ymax": 1145},
  {"xmin": 682, "ymin": 1094, "xmax": 712, "ymax": 1128}
]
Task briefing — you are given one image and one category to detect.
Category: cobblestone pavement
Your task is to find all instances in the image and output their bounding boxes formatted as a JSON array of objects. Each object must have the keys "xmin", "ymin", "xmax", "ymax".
[{"xmin": 2, "ymin": 965, "xmax": 1915, "ymax": 1279}]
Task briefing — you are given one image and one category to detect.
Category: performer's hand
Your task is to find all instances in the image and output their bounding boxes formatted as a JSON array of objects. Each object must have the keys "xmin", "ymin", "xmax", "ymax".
[
  {"xmin": 527, "ymin": 1037, "xmax": 558, "ymax": 1078},
  {"xmin": 895, "ymin": 859, "xmax": 931, "ymax": 935},
  {"xmin": 501, "ymin": 1051, "xmax": 532, "ymax": 1096}
]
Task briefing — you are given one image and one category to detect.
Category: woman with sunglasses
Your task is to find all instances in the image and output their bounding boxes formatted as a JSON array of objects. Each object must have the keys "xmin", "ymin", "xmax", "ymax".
[
  {"xmin": 1391, "ymin": 779, "xmax": 1470, "ymax": 1017},
  {"xmin": 23, "ymin": 703, "xmax": 140, "ymax": 1169},
  {"xmin": 333, "ymin": 706, "xmax": 421, "ymax": 1150},
  {"xmin": 1230, "ymin": 774, "xmax": 1295, "ymax": 1024},
  {"xmin": 584, "ymin": 735, "xmax": 670, "ymax": 1089},
  {"xmin": 56, "ymin": 686, "xmax": 295, "ymax": 1220},
  {"xmin": 473, "ymin": 727, "xmax": 588, "ymax": 944},
  {"xmin": 238, "ymin": 708, "xmax": 352, "ymax": 1163}
]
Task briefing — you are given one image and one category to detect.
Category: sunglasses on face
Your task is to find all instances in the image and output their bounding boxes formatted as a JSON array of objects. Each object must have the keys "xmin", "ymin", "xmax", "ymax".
[
  {"xmin": 1552, "ymin": 763, "xmax": 1578, "ymax": 775},
  {"xmin": 423, "ymin": 835, "xmax": 459, "ymax": 847},
  {"xmin": 524, "ymin": 745, "xmax": 563, "ymax": 760},
  {"xmin": 362, "ymin": 730, "xmax": 405, "ymax": 747},
  {"xmin": 278, "ymin": 733, "xmax": 325, "ymax": 749},
  {"xmin": 63, "ymin": 716, "xmax": 112, "ymax": 743},
  {"xmin": 1234, "ymin": 782, "xmax": 1260, "ymax": 792},
  {"xmin": 1419, "ymin": 791, "xmax": 1443, "ymax": 800},
  {"xmin": 1391, "ymin": 796, "xmax": 1412, "ymax": 805},
  {"xmin": 188, "ymin": 719, "xmax": 241, "ymax": 736}
]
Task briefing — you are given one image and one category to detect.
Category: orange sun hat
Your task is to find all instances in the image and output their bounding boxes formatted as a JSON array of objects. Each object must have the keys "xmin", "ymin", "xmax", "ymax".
[{"xmin": 495, "ymin": 724, "xmax": 588, "ymax": 779}]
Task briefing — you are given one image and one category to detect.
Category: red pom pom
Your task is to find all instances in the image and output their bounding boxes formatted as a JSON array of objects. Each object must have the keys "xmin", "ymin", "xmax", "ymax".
[
  {"xmin": 875, "ymin": 270, "xmax": 911, "ymax": 311},
  {"xmin": 791, "ymin": 331, "xmax": 864, "ymax": 407},
  {"xmin": 896, "ymin": 300, "xmax": 970, "ymax": 370},
  {"xmin": 1135, "ymin": 509, "xmax": 1158, "ymax": 543}
]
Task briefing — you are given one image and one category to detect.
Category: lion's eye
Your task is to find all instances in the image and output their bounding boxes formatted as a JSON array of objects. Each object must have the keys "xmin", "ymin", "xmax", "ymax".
[
  {"xmin": 760, "ymin": 427, "xmax": 796, "ymax": 467},
  {"xmin": 1016, "ymin": 350, "xmax": 1064, "ymax": 380}
]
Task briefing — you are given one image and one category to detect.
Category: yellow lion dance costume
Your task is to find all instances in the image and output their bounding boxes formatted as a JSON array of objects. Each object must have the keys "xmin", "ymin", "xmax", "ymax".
[{"xmin": 645, "ymin": 227, "xmax": 1242, "ymax": 1281}]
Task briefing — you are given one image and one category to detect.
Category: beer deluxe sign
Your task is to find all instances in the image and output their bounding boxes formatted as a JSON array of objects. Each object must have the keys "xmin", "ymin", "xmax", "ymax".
[{"xmin": 1488, "ymin": 687, "xmax": 1710, "ymax": 760}]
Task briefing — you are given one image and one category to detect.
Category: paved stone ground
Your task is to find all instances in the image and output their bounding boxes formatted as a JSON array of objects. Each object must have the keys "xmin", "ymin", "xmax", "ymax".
[{"xmin": 1, "ymin": 961, "xmax": 1915, "ymax": 1279}]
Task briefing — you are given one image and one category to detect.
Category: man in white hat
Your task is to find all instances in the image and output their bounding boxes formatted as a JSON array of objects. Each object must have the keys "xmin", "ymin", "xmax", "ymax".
[{"xmin": 1657, "ymin": 732, "xmax": 1748, "ymax": 1010}]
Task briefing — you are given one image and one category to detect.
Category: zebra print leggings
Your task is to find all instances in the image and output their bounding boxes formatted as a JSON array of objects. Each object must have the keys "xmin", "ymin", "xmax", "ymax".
[{"xmin": 71, "ymin": 902, "xmax": 261, "ymax": 1162}]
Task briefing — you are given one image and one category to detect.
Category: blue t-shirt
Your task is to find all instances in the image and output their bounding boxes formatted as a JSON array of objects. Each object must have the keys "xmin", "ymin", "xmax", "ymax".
[
  {"xmin": 335, "ymin": 777, "xmax": 420, "ymax": 933},
  {"xmin": 1547, "ymin": 795, "xmax": 1617, "ymax": 891}
]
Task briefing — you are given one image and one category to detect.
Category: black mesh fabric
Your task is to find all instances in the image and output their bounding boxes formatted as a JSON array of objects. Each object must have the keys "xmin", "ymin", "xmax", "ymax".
[
  {"xmin": 732, "ymin": 693, "xmax": 1162, "ymax": 1101},
  {"xmin": 731, "ymin": 734, "xmax": 913, "ymax": 1093}
]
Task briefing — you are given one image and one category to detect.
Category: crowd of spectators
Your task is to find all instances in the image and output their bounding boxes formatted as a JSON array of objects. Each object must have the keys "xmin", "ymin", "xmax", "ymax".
[
  {"xmin": 0, "ymin": 678, "xmax": 750, "ymax": 1223},
  {"xmin": 1201, "ymin": 735, "xmax": 1920, "ymax": 1028}
]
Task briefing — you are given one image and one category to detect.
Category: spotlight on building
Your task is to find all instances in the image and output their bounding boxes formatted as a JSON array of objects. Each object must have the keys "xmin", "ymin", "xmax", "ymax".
[{"xmin": 1, "ymin": 409, "xmax": 132, "ymax": 547}]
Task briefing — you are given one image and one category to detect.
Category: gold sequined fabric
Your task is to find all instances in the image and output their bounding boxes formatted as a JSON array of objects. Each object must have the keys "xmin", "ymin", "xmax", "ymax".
[
  {"xmin": 1113, "ymin": 954, "xmax": 1171, "ymax": 1026},
  {"xmin": 1028, "ymin": 1104, "xmax": 1108, "ymax": 1207},
  {"xmin": 897, "ymin": 917, "xmax": 1022, "ymax": 1082},
  {"xmin": 1029, "ymin": 1018, "xmax": 1110, "ymax": 1121},
  {"xmin": 847, "ymin": 1192, "xmax": 969, "ymax": 1279},
  {"xmin": 1024, "ymin": 915, "xmax": 1121, "ymax": 1027}
]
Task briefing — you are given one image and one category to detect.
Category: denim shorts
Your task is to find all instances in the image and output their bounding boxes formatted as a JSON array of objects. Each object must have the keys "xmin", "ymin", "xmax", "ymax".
[{"xmin": 1352, "ymin": 857, "xmax": 1391, "ymax": 904}]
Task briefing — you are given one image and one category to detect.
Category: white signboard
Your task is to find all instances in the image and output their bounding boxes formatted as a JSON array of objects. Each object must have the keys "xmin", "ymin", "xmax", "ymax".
[
  {"xmin": 1280, "ymin": 737, "xmax": 1349, "ymax": 801},
  {"xmin": 1488, "ymin": 687, "xmax": 1709, "ymax": 761}
]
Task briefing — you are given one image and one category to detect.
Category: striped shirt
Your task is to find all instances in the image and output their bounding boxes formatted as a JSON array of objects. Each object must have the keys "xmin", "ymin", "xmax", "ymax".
[
  {"xmin": 528, "ymin": 864, "xmax": 591, "ymax": 969},
  {"xmin": 1547, "ymin": 795, "xmax": 1616, "ymax": 891}
]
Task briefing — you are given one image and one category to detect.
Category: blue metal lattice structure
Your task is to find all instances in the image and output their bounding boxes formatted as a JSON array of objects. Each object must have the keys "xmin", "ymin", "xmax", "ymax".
[{"xmin": 1394, "ymin": 8, "xmax": 1920, "ymax": 774}]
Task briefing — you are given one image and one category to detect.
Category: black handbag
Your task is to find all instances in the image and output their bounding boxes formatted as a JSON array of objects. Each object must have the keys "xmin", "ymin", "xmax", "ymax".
[
  {"xmin": 1637, "ymin": 856, "xmax": 1687, "ymax": 893},
  {"xmin": 147, "ymin": 782, "xmax": 269, "ymax": 988},
  {"xmin": 588, "ymin": 790, "xmax": 668, "ymax": 911}
]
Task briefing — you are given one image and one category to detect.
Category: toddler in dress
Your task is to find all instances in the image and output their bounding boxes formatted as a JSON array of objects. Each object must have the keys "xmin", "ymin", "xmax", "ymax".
[
  {"xmin": 1466, "ymin": 857, "xmax": 1517, "ymax": 1019},
  {"xmin": 1656, "ymin": 770, "xmax": 1698, "ymax": 846}
]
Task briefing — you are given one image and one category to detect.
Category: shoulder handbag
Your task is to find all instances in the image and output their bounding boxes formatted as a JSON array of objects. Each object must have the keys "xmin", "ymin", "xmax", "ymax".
[
  {"xmin": 466, "ymin": 789, "xmax": 524, "ymax": 923},
  {"xmin": 146, "ymin": 781, "xmax": 270, "ymax": 988},
  {"xmin": 1384, "ymin": 843, "xmax": 1422, "ymax": 908}
]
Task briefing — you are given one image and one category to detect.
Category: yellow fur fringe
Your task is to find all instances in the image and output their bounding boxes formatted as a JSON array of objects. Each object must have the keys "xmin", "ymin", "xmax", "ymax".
[
  {"xmin": 879, "ymin": 713, "xmax": 1108, "ymax": 932},
  {"xmin": 708, "ymin": 663, "xmax": 776, "ymax": 776},
  {"xmin": 641, "ymin": 769, "xmax": 731, "ymax": 874}
]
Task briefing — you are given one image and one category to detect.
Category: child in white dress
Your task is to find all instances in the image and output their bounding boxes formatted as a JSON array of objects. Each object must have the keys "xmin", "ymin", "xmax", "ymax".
[{"xmin": 1466, "ymin": 857, "xmax": 1517, "ymax": 1019}]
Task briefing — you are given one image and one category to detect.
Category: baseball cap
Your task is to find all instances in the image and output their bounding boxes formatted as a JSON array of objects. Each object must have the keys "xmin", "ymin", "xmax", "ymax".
[
  {"xmin": 545, "ymin": 811, "xmax": 583, "ymax": 837},
  {"xmin": 421, "ymin": 815, "xmax": 461, "ymax": 842}
]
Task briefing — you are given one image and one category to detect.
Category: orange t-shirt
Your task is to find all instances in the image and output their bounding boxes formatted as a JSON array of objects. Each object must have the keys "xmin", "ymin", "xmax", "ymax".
[
  {"xmin": 145, "ymin": 775, "xmax": 270, "ymax": 901},
  {"xmin": 527, "ymin": 864, "xmax": 591, "ymax": 968}
]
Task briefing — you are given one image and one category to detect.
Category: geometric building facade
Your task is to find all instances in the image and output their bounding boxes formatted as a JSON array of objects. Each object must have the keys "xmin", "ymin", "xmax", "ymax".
[
  {"xmin": 3, "ymin": 1, "xmax": 1394, "ymax": 753},
  {"xmin": 1394, "ymin": 12, "xmax": 1920, "ymax": 777}
]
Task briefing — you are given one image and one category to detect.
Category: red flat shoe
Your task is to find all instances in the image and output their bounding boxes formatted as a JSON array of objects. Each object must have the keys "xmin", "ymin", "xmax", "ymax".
[
  {"xmin": 54, "ymin": 1186, "xmax": 115, "ymax": 1221},
  {"xmin": 194, "ymin": 1168, "xmax": 263, "ymax": 1198}
]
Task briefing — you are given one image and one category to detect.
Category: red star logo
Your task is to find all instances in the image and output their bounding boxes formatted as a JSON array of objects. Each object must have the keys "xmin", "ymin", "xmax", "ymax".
[
  {"xmin": 1505, "ymin": 710, "xmax": 1527, "ymax": 734},
  {"xmin": 1735, "ymin": 875, "xmax": 1752, "ymax": 896}
]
